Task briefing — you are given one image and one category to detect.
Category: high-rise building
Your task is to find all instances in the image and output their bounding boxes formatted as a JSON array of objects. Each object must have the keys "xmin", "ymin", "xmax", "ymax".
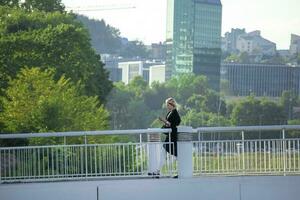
[{"xmin": 166, "ymin": 0, "xmax": 222, "ymax": 91}]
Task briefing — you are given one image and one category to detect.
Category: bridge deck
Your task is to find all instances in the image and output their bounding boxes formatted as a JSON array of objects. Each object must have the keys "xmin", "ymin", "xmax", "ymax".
[{"xmin": 1, "ymin": 175, "xmax": 299, "ymax": 200}]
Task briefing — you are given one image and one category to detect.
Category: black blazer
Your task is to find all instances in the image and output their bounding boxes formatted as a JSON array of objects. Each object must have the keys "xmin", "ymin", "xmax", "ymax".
[
  {"xmin": 162, "ymin": 109, "xmax": 181, "ymax": 156},
  {"xmin": 163, "ymin": 109, "xmax": 181, "ymax": 131}
]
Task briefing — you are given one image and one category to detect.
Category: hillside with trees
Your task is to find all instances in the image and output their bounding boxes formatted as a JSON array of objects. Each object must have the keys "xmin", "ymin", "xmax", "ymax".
[{"xmin": 76, "ymin": 14, "xmax": 149, "ymax": 58}]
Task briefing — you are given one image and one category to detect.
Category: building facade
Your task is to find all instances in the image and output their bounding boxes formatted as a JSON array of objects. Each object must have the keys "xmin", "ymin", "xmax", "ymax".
[
  {"xmin": 150, "ymin": 42, "xmax": 166, "ymax": 60},
  {"xmin": 166, "ymin": 0, "xmax": 222, "ymax": 91},
  {"xmin": 149, "ymin": 65, "xmax": 166, "ymax": 85},
  {"xmin": 117, "ymin": 60, "xmax": 165, "ymax": 85},
  {"xmin": 118, "ymin": 61, "xmax": 143, "ymax": 85},
  {"xmin": 221, "ymin": 63, "xmax": 300, "ymax": 97},
  {"xmin": 290, "ymin": 34, "xmax": 300, "ymax": 56},
  {"xmin": 236, "ymin": 31, "xmax": 276, "ymax": 56},
  {"xmin": 222, "ymin": 28, "xmax": 246, "ymax": 53}
]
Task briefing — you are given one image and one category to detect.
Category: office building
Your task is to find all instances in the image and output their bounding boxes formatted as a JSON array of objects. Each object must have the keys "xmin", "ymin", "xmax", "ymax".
[
  {"xmin": 118, "ymin": 61, "xmax": 143, "ymax": 85},
  {"xmin": 166, "ymin": 0, "xmax": 222, "ymax": 91},
  {"xmin": 221, "ymin": 63, "xmax": 300, "ymax": 97},
  {"xmin": 149, "ymin": 65, "xmax": 166, "ymax": 85}
]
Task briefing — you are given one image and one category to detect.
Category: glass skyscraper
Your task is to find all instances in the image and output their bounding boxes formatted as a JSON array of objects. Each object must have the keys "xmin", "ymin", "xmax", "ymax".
[{"xmin": 166, "ymin": 0, "xmax": 222, "ymax": 91}]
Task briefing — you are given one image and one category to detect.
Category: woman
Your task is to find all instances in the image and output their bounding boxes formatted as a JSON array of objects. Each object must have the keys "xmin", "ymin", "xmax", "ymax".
[
  {"xmin": 160, "ymin": 97, "xmax": 181, "ymax": 157},
  {"xmin": 148, "ymin": 97, "xmax": 181, "ymax": 178}
]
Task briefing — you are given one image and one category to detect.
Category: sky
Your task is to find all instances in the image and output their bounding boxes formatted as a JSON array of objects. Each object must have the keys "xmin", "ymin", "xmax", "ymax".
[{"xmin": 62, "ymin": 0, "xmax": 300, "ymax": 49}]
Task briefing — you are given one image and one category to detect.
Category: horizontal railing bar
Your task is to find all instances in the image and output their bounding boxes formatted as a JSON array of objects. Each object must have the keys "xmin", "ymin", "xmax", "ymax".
[
  {"xmin": 197, "ymin": 125, "xmax": 300, "ymax": 133},
  {"xmin": 1, "ymin": 125, "xmax": 300, "ymax": 140},
  {"xmin": 0, "ymin": 175, "xmax": 158, "ymax": 183},
  {"xmin": 0, "ymin": 128, "xmax": 171, "ymax": 139},
  {"xmin": 0, "ymin": 142, "xmax": 171, "ymax": 150},
  {"xmin": 194, "ymin": 138, "xmax": 299, "ymax": 143}
]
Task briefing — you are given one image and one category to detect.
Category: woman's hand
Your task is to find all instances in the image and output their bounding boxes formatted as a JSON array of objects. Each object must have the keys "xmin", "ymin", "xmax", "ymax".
[{"xmin": 165, "ymin": 121, "xmax": 171, "ymax": 127}]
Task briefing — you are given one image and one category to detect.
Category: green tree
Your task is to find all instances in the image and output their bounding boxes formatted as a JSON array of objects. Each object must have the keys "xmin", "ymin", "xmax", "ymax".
[
  {"xmin": 126, "ymin": 100, "xmax": 153, "ymax": 129},
  {"xmin": 0, "ymin": 0, "xmax": 19, "ymax": 7},
  {"xmin": 224, "ymin": 53, "xmax": 241, "ymax": 63},
  {"xmin": 1, "ymin": 67, "xmax": 109, "ymax": 132},
  {"xmin": 0, "ymin": 7, "xmax": 112, "ymax": 100},
  {"xmin": 261, "ymin": 53, "xmax": 286, "ymax": 64},
  {"xmin": 144, "ymin": 82, "xmax": 169, "ymax": 110},
  {"xmin": 220, "ymin": 79, "xmax": 230, "ymax": 96},
  {"xmin": 106, "ymin": 82, "xmax": 134, "ymax": 129},
  {"xmin": 0, "ymin": 68, "xmax": 109, "ymax": 145},
  {"xmin": 119, "ymin": 40, "xmax": 150, "ymax": 59},
  {"xmin": 127, "ymin": 76, "xmax": 148, "ymax": 98},
  {"xmin": 22, "ymin": 0, "xmax": 65, "ymax": 12},
  {"xmin": 240, "ymin": 52, "xmax": 251, "ymax": 63},
  {"xmin": 224, "ymin": 52, "xmax": 251, "ymax": 63},
  {"xmin": 76, "ymin": 16, "xmax": 122, "ymax": 54},
  {"xmin": 106, "ymin": 78, "xmax": 161, "ymax": 130},
  {"xmin": 185, "ymin": 87, "xmax": 226, "ymax": 116},
  {"xmin": 166, "ymin": 74, "xmax": 209, "ymax": 105},
  {"xmin": 280, "ymin": 91, "xmax": 298, "ymax": 120},
  {"xmin": 182, "ymin": 109, "xmax": 231, "ymax": 127},
  {"xmin": 231, "ymin": 96, "xmax": 285, "ymax": 126}
]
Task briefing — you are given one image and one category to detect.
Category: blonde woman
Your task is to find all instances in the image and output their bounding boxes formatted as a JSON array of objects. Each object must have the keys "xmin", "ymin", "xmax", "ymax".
[
  {"xmin": 160, "ymin": 97, "xmax": 181, "ymax": 157},
  {"xmin": 148, "ymin": 97, "xmax": 181, "ymax": 178}
]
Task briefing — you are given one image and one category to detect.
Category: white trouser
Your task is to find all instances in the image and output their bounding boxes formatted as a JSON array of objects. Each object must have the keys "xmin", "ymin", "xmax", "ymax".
[
  {"xmin": 148, "ymin": 143, "xmax": 176, "ymax": 173},
  {"xmin": 148, "ymin": 143, "xmax": 163, "ymax": 173}
]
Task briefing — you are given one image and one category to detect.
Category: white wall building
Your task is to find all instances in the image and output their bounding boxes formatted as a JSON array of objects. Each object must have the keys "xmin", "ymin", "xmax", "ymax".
[
  {"xmin": 118, "ymin": 61, "xmax": 143, "ymax": 84},
  {"xmin": 149, "ymin": 65, "xmax": 165, "ymax": 86},
  {"xmin": 236, "ymin": 31, "xmax": 276, "ymax": 56},
  {"xmin": 222, "ymin": 28, "xmax": 246, "ymax": 53}
]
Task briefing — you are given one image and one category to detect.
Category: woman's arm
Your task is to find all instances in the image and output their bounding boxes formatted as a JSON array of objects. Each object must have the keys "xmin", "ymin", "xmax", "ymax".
[{"xmin": 166, "ymin": 109, "xmax": 181, "ymax": 128}]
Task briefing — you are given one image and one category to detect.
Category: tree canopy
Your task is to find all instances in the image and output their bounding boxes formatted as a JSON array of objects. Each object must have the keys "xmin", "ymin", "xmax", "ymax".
[
  {"xmin": 0, "ymin": 6, "xmax": 112, "ymax": 101},
  {"xmin": 0, "ymin": 67, "xmax": 109, "ymax": 134}
]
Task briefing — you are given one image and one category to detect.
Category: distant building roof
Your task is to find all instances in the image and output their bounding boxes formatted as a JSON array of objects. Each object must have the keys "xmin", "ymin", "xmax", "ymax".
[{"xmin": 194, "ymin": 0, "xmax": 222, "ymax": 5}]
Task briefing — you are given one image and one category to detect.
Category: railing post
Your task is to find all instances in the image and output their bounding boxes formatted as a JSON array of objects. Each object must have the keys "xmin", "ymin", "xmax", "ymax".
[
  {"xmin": 282, "ymin": 129, "xmax": 286, "ymax": 176},
  {"xmin": 146, "ymin": 130, "xmax": 161, "ymax": 175},
  {"xmin": 64, "ymin": 136, "xmax": 67, "ymax": 177},
  {"xmin": 139, "ymin": 133, "xmax": 144, "ymax": 174},
  {"xmin": 177, "ymin": 126, "xmax": 194, "ymax": 178},
  {"xmin": 242, "ymin": 131, "xmax": 245, "ymax": 174},
  {"xmin": 84, "ymin": 134, "xmax": 88, "ymax": 178}
]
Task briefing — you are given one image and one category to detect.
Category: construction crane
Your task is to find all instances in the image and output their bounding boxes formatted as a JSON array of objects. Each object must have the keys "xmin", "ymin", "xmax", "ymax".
[{"xmin": 66, "ymin": 4, "xmax": 136, "ymax": 12}]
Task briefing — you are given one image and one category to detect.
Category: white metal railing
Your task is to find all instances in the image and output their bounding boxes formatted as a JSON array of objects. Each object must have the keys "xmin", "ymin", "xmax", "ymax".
[
  {"xmin": 0, "ymin": 128, "xmax": 176, "ymax": 183},
  {"xmin": 193, "ymin": 139, "xmax": 300, "ymax": 175},
  {"xmin": 0, "ymin": 142, "xmax": 174, "ymax": 182},
  {"xmin": 1, "ymin": 125, "xmax": 300, "ymax": 183},
  {"xmin": 193, "ymin": 125, "xmax": 300, "ymax": 176}
]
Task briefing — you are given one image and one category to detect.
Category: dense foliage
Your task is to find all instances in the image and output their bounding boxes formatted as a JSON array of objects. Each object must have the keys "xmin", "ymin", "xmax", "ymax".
[
  {"xmin": 0, "ymin": 2, "xmax": 112, "ymax": 146},
  {"xmin": 106, "ymin": 74, "xmax": 299, "ymax": 133},
  {"xmin": 0, "ymin": 68, "xmax": 110, "ymax": 146},
  {"xmin": 0, "ymin": 6, "xmax": 112, "ymax": 100}
]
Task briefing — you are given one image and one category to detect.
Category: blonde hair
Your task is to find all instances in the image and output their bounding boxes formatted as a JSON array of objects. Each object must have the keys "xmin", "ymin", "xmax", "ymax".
[{"xmin": 165, "ymin": 97, "xmax": 177, "ymax": 108}]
